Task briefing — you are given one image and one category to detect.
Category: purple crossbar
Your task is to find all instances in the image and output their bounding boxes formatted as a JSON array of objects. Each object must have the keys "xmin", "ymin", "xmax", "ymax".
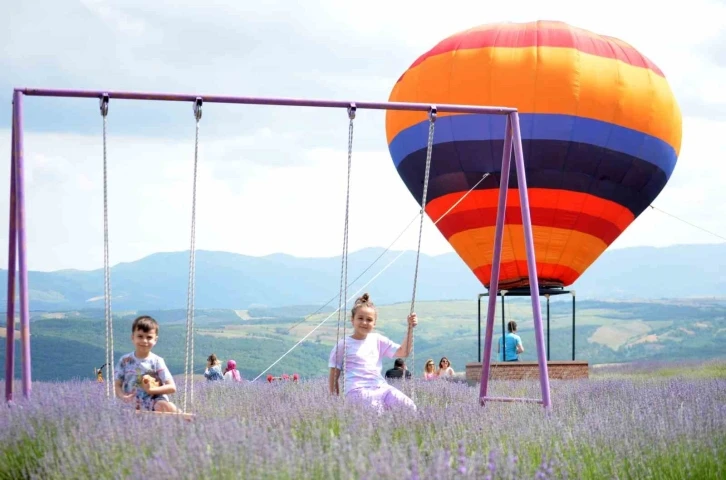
[
  {"xmin": 6, "ymin": 88, "xmax": 552, "ymax": 411},
  {"xmin": 17, "ymin": 88, "xmax": 516, "ymax": 114}
]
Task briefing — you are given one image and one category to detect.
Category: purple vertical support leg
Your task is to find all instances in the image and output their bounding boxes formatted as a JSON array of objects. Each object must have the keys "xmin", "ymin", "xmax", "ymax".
[
  {"xmin": 5, "ymin": 99, "xmax": 18, "ymax": 402},
  {"xmin": 13, "ymin": 91, "xmax": 31, "ymax": 399},
  {"xmin": 510, "ymin": 112, "xmax": 551, "ymax": 410},
  {"xmin": 479, "ymin": 115, "xmax": 513, "ymax": 403}
]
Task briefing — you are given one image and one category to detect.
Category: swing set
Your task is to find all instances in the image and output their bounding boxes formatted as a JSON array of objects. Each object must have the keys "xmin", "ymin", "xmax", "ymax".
[{"xmin": 4, "ymin": 87, "xmax": 553, "ymax": 412}]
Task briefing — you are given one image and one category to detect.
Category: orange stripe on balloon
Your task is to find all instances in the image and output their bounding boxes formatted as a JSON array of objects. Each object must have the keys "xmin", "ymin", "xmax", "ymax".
[
  {"xmin": 385, "ymin": 47, "xmax": 681, "ymax": 154},
  {"xmin": 426, "ymin": 189, "xmax": 635, "ymax": 232},
  {"xmin": 448, "ymin": 225, "xmax": 606, "ymax": 287}
]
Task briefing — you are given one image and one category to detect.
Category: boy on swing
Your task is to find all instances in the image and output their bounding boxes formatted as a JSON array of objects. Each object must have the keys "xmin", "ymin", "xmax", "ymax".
[{"xmin": 114, "ymin": 315, "xmax": 179, "ymax": 413}]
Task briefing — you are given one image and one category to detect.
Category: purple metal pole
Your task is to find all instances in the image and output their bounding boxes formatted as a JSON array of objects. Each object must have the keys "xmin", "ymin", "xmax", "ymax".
[
  {"xmin": 479, "ymin": 115, "xmax": 513, "ymax": 404},
  {"xmin": 13, "ymin": 91, "xmax": 31, "ymax": 399},
  {"xmin": 510, "ymin": 112, "xmax": 551, "ymax": 410},
  {"xmin": 5, "ymin": 98, "xmax": 18, "ymax": 402}
]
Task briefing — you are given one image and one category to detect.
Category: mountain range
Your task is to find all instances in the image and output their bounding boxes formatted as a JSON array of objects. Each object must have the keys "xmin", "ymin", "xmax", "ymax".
[{"xmin": 0, "ymin": 242, "xmax": 724, "ymax": 311}]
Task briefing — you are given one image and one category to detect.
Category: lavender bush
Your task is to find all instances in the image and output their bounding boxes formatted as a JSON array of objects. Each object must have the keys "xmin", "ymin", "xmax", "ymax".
[{"xmin": 1, "ymin": 363, "xmax": 725, "ymax": 479}]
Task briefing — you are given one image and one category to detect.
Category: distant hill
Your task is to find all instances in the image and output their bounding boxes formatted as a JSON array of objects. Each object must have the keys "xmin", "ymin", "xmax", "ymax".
[
  {"xmin": 0, "ymin": 243, "xmax": 724, "ymax": 311},
  {"xmin": 1, "ymin": 298, "xmax": 724, "ymax": 382}
]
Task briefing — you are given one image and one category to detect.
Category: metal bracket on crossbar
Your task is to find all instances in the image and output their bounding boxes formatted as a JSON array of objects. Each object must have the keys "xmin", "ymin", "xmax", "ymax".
[
  {"xmin": 429, "ymin": 106, "xmax": 437, "ymax": 122},
  {"xmin": 99, "ymin": 94, "xmax": 109, "ymax": 117},
  {"xmin": 347, "ymin": 103, "xmax": 356, "ymax": 120},
  {"xmin": 193, "ymin": 97, "xmax": 203, "ymax": 121}
]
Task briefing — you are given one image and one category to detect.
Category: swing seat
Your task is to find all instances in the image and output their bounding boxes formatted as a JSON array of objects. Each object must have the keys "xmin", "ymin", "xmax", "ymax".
[{"xmin": 134, "ymin": 409, "xmax": 195, "ymax": 421}]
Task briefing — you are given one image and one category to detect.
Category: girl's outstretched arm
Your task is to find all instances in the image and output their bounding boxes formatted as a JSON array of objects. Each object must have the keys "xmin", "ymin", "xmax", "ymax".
[
  {"xmin": 395, "ymin": 313, "xmax": 418, "ymax": 357},
  {"xmin": 329, "ymin": 367, "xmax": 340, "ymax": 395}
]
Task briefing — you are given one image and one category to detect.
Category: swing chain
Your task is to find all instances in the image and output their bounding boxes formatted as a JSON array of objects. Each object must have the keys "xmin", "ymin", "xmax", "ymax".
[
  {"xmin": 409, "ymin": 106, "xmax": 436, "ymax": 306},
  {"xmin": 335, "ymin": 103, "xmax": 355, "ymax": 399},
  {"xmin": 183, "ymin": 97, "xmax": 202, "ymax": 413},
  {"xmin": 410, "ymin": 106, "xmax": 436, "ymax": 306},
  {"xmin": 100, "ymin": 93, "xmax": 114, "ymax": 399},
  {"xmin": 406, "ymin": 105, "xmax": 437, "ymax": 399}
]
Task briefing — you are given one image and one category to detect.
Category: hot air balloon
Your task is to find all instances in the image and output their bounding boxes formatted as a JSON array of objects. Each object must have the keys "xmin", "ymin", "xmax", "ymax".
[{"xmin": 386, "ymin": 20, "xmax": 682, "ymax": 290}]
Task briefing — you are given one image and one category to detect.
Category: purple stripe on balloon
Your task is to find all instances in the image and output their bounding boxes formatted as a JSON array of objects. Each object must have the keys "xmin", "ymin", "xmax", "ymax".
[{"xmin": 395, "ymin": 139, "xmax": 668, "ymax": 216}]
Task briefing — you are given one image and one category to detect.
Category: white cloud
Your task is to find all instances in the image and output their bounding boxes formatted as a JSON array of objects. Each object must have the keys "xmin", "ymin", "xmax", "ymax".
[
  {"xmin": 610, "ymin": 116, "xmax": 726, "ymax": 249},
  {"xmin": 0, "ymin": 128, "xmax": 453, "ymax": 271},
  {"xmin": 0, "ymin": 0, "xmax": 724, "ymax": 271}
]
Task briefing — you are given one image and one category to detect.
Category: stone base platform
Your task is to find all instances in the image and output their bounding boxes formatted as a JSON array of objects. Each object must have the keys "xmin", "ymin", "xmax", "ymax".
[{"xmin": 465, "ymin": 360, "xmax": 589, "ymax": 383}]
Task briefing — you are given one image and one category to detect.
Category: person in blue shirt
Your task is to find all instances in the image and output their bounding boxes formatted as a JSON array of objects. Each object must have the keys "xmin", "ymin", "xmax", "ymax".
[{"xmin": 497, "ymin": 320, "xmax": 524, "ymax": 361}]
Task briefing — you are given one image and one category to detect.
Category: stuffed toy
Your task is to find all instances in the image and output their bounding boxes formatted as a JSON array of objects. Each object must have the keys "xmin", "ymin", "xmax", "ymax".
[{"xmin": 141, "ymin": 374, "xmax": 162, "ymax": 389}]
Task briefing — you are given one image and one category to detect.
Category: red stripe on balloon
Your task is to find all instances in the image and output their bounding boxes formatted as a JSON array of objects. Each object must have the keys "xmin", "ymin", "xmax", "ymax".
[
  {"xmin": 403, "ymin": 22, "xmax": 663, "ymax": 79},
  {"xmin": 434, "ymin": 207, "xmax": 623, "ymax": 245}
]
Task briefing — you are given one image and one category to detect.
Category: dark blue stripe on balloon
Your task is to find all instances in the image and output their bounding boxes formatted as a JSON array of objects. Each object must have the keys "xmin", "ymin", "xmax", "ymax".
[
  {"xmin": 388, "ymin": 113, "xmax": 677, "ymax": 179},
  {"xmin": 395, "ymin": 139, "xmax": 668, "ymax": 217}
]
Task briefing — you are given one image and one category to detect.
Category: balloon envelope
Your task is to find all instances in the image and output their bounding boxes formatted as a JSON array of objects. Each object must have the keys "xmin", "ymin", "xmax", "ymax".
[{"xmin": 386, "ymin": 20, "xmax": 682, "ymax": 289}]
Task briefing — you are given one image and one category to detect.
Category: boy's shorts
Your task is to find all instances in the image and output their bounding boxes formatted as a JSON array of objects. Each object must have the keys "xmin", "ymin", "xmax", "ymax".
[{"xmin": 137, "ymin": 393, "xmax": 170, "ymax": 411}]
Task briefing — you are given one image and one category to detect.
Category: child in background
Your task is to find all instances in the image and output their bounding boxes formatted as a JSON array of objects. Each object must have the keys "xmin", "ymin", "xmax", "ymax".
[
  {"xmin": 223, "ymin": 359, "xmax": 242, "ymax": 382},
  {"xmin": 328, "ymin": 293, "xmax": 418, "ymax": 412},
  {"xmin": 95, "ymin": 364, "xmax": 106, "ymax": 383},
  {"xmin": 115, "ymin": 315, "xmax": 179, "ymax": 413},
  {"xmin": 204, "ymin": 354, "xmax": 224, "ymax": 381}
]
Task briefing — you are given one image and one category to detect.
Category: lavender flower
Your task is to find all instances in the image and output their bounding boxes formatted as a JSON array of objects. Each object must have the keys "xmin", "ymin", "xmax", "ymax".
[{"xmin": 0, "ymin": 360, "xmax": 723, "ymax": 479}]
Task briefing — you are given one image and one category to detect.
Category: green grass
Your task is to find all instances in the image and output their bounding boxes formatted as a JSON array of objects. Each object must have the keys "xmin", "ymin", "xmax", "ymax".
[
  {"xmin": 562, "ymin": 437, "xmax": 726, "ymax": 480},
  {"xmin": 592, "ymin": 360, "xmax": 726, "ymax": 380},
  {"xmin": 0, "ymin": 434, "xmax": 48, "ymax": 480}
]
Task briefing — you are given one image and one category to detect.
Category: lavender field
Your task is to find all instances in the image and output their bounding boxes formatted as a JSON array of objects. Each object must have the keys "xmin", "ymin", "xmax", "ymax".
[{"xmin": 2, "ymin": 361, "xmax": 725, "ymax": 479}]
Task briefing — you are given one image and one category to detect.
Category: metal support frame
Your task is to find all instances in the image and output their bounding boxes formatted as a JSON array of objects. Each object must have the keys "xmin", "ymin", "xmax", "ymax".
[
  {"xmin": 477, "ymin": 288, "xmax": 578, "ymax": 363},
  {"xmin": 477, "ymin": 113, "xmax": 554, "ymax": 409},
  {"xmin": 6, "ymin": 90, "xmax": 31, "ymax": 402},
  {"xmin": 6, "ymin": 87, "xmax": 550, "ymax": 409},
  {"xmin": 546, "ymin": 294, "xmax": 550, "ymax": 360},
  {"xmin": 572, "ymin": 290, "xmax": 575, "ymax": 362}
]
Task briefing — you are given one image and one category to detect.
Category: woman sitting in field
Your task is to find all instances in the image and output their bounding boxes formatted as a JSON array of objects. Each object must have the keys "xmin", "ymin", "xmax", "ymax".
[
  {"xmin": 437, "ymin": 357, "xmax": 455, "ymax": 377},
  {"xmin": 423, "ymin": 359, "xmax": 437, "ymax": 380}
]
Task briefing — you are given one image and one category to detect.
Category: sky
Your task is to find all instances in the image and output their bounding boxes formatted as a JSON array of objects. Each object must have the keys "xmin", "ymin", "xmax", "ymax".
[{"xmin": 1, "ymin": 0, "xmax": 725, "ymax": 272}]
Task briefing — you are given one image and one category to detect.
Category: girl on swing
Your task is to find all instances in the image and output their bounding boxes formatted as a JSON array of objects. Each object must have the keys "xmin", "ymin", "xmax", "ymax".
[{"xmin": 328, "ymin": 293, "xmax": 418, "ymax": 412}]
